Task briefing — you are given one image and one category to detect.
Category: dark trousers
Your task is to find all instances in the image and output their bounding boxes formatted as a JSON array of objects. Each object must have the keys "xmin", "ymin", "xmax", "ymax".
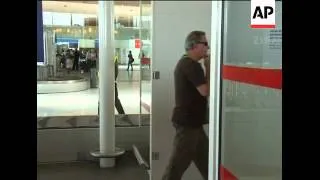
[
  {"xmin": 88, "ymin": 60, "xmax": 96, "ymax": 68},
  {"xmin": 115, "ymin": 82, "xmax": 125, "ymax": 114},
  {"xmin": 127, "ymin": 61, "xmax": 133, "ymax": 71},
  {"xmin": 97, "ymin": 82, "xmax": 125, "ymax": 115},
  {"xmin": 72, "ymin": 60, "xmax": 79, "ymax": 70},
  {"xmin": 162, "ymin": 124, "xmax": 209, "ymax": 180}
]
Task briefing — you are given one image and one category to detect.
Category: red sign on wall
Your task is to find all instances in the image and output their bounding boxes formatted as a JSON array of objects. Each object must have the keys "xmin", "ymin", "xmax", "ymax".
[{"xmin": 135, "ymin": 39, "xmax": 141, "ymax": 48}]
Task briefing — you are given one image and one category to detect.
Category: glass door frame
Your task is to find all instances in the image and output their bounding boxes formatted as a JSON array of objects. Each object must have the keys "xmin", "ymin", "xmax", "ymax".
[{"xmin": 208, "ymin": 1, "xmax": 224, "ymax": 180}]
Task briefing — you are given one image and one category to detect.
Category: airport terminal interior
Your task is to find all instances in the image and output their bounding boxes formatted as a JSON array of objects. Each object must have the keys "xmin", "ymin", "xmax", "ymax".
[
  {"xmin": 37, "ymin": 1, "xmax": 282, "ymax": 180},
  {"xmin": 38, "ymin": 1, "xmax": 153, "ymax": 179}
]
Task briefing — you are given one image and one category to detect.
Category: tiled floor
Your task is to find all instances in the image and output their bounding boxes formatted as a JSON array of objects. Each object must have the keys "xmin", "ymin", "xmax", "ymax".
[{"xmin": 37, "ymin": 69, "xmax": 151, "ymax": 117}]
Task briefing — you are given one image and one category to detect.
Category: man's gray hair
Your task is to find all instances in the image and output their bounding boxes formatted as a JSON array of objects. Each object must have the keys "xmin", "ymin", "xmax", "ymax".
[{"xmin": 184, "ymin": 31, "xmax": 206, "ymax": 51}]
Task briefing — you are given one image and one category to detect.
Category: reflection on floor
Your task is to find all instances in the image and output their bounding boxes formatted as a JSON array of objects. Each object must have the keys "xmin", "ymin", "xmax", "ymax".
[
  {"xmin": 37, "ymin": 70, "xmax": 151, "ymax": 117},
  {"xmin": 37, "ymin": 151, "xmax": 149, "ymax": 180}
]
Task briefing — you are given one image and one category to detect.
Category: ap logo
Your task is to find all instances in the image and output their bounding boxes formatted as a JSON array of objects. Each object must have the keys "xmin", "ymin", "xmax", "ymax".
[{"xmin": 251, "ymin": 0, "xmax": 275, "ymax": 29}]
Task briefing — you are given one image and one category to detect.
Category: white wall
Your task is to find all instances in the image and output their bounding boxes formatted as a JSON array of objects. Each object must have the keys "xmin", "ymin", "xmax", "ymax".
[{"xmin": 151, "ymin": 1, "xmax": 211, "ymax": 180}]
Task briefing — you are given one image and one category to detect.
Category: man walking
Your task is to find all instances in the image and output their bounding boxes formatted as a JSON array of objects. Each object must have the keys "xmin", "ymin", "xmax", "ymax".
[{"xmin": 162, "ymin": 31, "xmax": 210, "ymax": 180}]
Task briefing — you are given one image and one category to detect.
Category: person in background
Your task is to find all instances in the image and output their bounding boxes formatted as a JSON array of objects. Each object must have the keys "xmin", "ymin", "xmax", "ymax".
[
  {"xmin": 127, "ymin": 50, "xmax": 134, "ymax": 71},
  {"xmin": 97, "ymin": 53, "xmax": 133, "ymax": 126},
  {"xmin": 114, "ymin": 53, "xmax": 125, "ymax": 115},
  {"xmin": 65, "ymin": 49, "xmax": 73, "ymax": 74},
  {"xmin": 73, "ymin": 48, "xmax": 80, "ymax": 71},
  {"xmin": 60, "ymin": 50, "xmax": 66, "ymax": 68},
  {"xmin": 86, "ymin": 49, "xmax": 97, "ymax": 68}
]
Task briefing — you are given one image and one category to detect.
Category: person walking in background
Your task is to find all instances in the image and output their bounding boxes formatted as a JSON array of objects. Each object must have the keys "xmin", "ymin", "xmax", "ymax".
[
  {"xmin": 114, "ymin": 53, "xmax": 133, "ymax": 125},
  {"xmin": 127, "ymin": 50, "xmax": 134, "ymax": 71},
  {"xmin": 114, "ymin": 53, "xmax": 125, "ymax": 115},
  {"xmin": 97, "ymin": 53, "xmax": 133, "ymax": 126}
]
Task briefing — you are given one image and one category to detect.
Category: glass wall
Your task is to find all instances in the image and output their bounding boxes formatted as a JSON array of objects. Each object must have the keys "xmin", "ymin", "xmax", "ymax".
[
  {"xmin": 220, "ymin": 1, "xmax": 282, "ymax": 180},
  {"xmin": 37, "ymin": 1, "xmax": 152, "ymax": 129},
  {"xmin": 139, "ymin": 1, "xmax": 152, "ymax": 126}
]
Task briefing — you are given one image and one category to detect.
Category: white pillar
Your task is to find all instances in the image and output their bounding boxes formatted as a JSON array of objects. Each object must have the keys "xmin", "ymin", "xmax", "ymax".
[{"xmin": 98, "ymin": 1, "xmax": 115, "ymax": 168}]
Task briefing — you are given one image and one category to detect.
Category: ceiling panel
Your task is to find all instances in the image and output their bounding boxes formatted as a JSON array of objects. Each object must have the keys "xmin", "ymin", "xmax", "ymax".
[
  {"xmin": 62, "ymin": 1, "xmax": 150, "ymax": 6},
  {"xmin": 42, "ymin": 1, "xmax": 151, "ymax": 15}
]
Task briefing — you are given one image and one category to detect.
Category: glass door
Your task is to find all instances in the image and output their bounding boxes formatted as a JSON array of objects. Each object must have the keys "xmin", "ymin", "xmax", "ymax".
[
  {"xmin": 113, "ymin": 1, "xmax": 142, "ymax": 127},
  {"xmin": 218, "ymin": 1, "xmax": 282, "ymax": 180},
  {"xmin": 139, "ymin": 1, "xmax": 152, "ymax": 127}
]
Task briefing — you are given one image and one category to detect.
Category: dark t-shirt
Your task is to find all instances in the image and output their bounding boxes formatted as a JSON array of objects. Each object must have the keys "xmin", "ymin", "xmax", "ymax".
[
  {"xmin": 74, "ymin": 51, "xmax": 80, "ymax": 60},
  {"xmin": 171, "ymin": 55, "xmax": 208, "ymax": 127},
  {"xmin": 128, "ymin": 54, "xmax": 134, "ymax": 63}
]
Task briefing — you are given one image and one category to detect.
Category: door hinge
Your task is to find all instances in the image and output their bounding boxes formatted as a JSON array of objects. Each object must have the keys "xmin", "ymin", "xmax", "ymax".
[
  {"xmin": 152, "ymin": 152, "xmax": 159, "ymax": 160},
  {"xmin": 152, "ymin": 71, "xmax": 160, "ymax": 80}
]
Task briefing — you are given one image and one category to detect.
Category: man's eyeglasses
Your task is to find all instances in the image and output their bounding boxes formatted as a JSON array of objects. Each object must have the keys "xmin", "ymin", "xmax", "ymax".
[{"xmin": 197, "ymin": 41, "xmax": 209, "ymax": 47}]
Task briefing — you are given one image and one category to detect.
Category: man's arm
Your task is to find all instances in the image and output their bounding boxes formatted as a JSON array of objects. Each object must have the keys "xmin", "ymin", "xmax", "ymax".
[
  {"xmin": 204, "ymin": 55, "xmax": 210, "ymax": 96},
  {"xmin": 185, "ymin": 60, "xmax": 209, "ymax": 97},
  {"xmin": 196, "ymin": 57, "xmax": 210, "ymax": 97}
]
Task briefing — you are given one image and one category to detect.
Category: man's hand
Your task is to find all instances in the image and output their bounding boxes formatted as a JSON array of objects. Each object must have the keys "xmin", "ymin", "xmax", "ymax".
[
  {"xmin": 204, "ymin": 55, "xmax": 210, "ymax": 74},
  {"xmin": 204, "ymin": 55, "xmax": 210, "ymax": 69},
  {"xmin": 204, "ymin": 55, "xmax": 210, "ymax": 97}
]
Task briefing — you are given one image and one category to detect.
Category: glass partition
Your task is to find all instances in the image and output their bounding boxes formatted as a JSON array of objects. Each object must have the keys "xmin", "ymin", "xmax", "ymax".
[
  {"xmin": 219, "ymin": 1, "xmax": 282, "ymax": 180},
  {"xmin": 37, "ymin": 1, "xmax": 152, "ymax": 129},
  {"xmin": 139, "ymin": 1, "xmax": 152, "ymax": 126}
]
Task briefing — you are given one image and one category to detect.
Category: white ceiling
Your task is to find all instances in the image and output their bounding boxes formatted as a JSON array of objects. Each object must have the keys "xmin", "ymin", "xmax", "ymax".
[
  {"xmin": 42, "ymin": 1, "xmax": 151, "ymax": 16},
  {"xmin": 71, "ymin": 1, "xmax": 150, "ymax": 6},
  {"xmin": 75, "ymin": 1, "xmax": 149, "ymax": 6}
]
